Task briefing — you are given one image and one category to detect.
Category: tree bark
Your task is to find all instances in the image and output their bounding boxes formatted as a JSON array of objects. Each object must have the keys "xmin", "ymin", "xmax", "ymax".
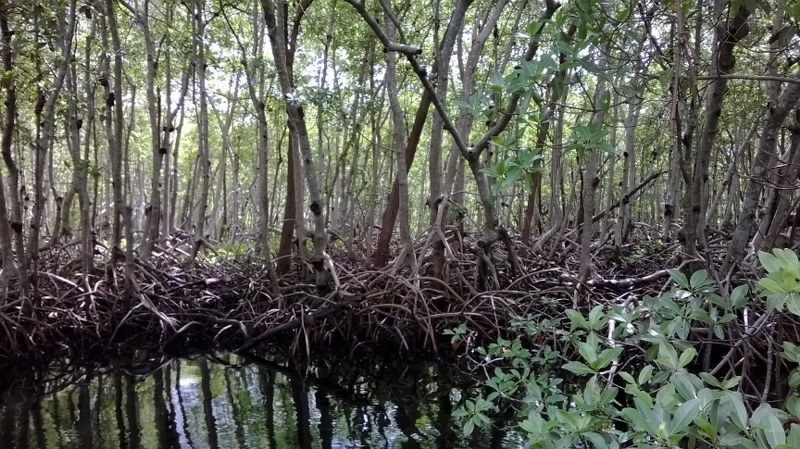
[{"xmin": 725, "ymin": 68, "xmax": 800, "ymax": 272}]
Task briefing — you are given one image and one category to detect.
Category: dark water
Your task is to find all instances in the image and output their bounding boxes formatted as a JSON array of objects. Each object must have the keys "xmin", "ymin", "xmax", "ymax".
[{"xmin": 0, "ymin": 355, "xmax": 522, "ymax": 448}]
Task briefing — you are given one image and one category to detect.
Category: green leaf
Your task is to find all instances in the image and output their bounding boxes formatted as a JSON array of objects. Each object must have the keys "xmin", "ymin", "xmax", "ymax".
[
  {"xmin": 678, "ymin": 347, "xmax": 696, "ymax": 368},
  {"xmin": 671, "ymin": 372, "xmax": 697, "ymax": 401},
  {"xmin": 790, "ymin": 371, "xmax": 800, "ymax": 387},
  {"xmin": 720, "ymin": 376, "xmax": 741, "ymax": 390},
  {"xmin": 788, "ymin": 424, "xmax": 800, "ymax": 449},
  {"xmin": 669, "ymin": 398, "xmax": 700, "ymax": 434},
  {"xmin": 526, "ymin": 19, "xmax": 545, "ymax": 37},
  {"xmin": 577, "ymin": 340, "xmax": 598, "ymax": 365},
  {"xmin": 563, "ymin": 361, "xmax": 595, "ymax": 375},
  {"xmin": 657, "ymin": 340, "xmax": 679, "ymax": 370},
  {"xmin": 669, "ymin": 269, "xmax": 689, "ymax": 288},
  {"xmin": 727, "ymin": 391, "xmax": 749, "ymax": 431},
  {"xmin": 731, "ymin": 284, "xmax": 749, "ymax": 309},
  {"xmin": 638, "ymin": 365, "xmax": 654, "ymax": 385},
  {"xmin": 463, "ymin": 418, "xmax": 475, "ymax": 436},
  {"xmin": 751, "ymin": 403, "xmax": 786, "ymax": 447},
  {"xmin": 786, "ymin": 395, "xmax": 800, "ymax": 417},
  {"xmin": 593, "ymin": 347, "xmax": 623, "ymax": 370},
  {"xmin": 588, "ymin": 305, "xmax": 604, "ymax": 330},
  {"xmin": 690, "ymin": 270, "xmax": 711, "ymax": 289},
  {"xmin": 566, "ymin": 309, "xmax": 590, "ymax": 330},
  {"xmin": 618, "ymin": 371, "xmax": 635, "ymax": 385},
  {"xmin": 698, "ymin": 372, "xmax": 722, "ymax": 389},
  {"xmin": 759, "ymin": 251, "xmax": 782, "ymax": 275},
  {"xmin": 582, "ymin": 431, "xmax": 608, "ymax": 449}
]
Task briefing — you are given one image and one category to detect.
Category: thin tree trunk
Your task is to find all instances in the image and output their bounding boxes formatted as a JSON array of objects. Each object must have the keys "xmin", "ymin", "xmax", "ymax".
[
  {"xmin": 615, "ymin": 96, "xmax": 640, "ymax": 247},
  {"xmin": 191, "ymin": 0, "xmax": 212, "ymax": 261},
  {"xmin": 28, "ymin": 0, "xmax": 76, "ymax": 299},
  {"xmin": 0, "ymin": 2, "xmax": 18, "ymax": 286},
  {"xmin": 725, "ymin": 68, "xmax": 800, "ymax": 272},
  {"xmin": 263, "ymin": 0, "xmax": 334, "ymax": 288},
  {"xmin": 683, "ymin": 2, "xmax": 749, "ymax": 257},
  {"xmin": 384, "ymin": 8, "xmax": 415, "ymax": 272}
]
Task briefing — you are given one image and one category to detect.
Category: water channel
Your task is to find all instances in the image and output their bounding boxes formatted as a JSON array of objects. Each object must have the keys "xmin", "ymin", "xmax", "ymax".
[{"xmin": 0, "ymin": 355, "xmax": 522, "ymax": 448}]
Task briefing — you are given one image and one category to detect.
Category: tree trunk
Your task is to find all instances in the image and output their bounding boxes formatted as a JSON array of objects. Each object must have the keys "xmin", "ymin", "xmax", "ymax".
[
  {"xmin": 725, "ymin": 68, "xmax": 800, "ymax": 272},
  {"xmin": 191, "ymin": 0, "xmax": 212, "ymax": 261},
  {"xmin": 0, "ymin": 2, "xmax": 18, "ymax": 286},
  {"xmin": 683, "ymin": 2, "xmax": 749, "ymax": 257},
  {"xmin": 263, "ymin": 0, "xmax": 333, "ymax": 288},
  {"xmin": 384, "ymin": 7, "xmax": 415, "ymax": 272}
]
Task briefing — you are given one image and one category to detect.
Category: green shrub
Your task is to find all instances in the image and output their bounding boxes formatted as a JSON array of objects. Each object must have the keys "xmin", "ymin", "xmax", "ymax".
[{"xmin": 448, "ymin": 249, "xmax": 800, "ymax": 448}]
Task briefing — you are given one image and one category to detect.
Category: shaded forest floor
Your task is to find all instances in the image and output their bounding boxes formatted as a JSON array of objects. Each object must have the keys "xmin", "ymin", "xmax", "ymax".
[{"xmin": 0, "ymin": 231, "xmax": 789, "ymax": 394}]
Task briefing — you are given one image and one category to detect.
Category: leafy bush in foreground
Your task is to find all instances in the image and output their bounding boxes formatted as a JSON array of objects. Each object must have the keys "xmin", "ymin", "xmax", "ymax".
[{"xmin": 449, "ymin": 249, "xmax": 800, "ymax": 448}]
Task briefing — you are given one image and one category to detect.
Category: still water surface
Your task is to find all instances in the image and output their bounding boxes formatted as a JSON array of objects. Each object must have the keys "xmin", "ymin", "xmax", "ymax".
[{"xmin": 0, "ymin": 356, "xmax": 521, "ymax": 448}]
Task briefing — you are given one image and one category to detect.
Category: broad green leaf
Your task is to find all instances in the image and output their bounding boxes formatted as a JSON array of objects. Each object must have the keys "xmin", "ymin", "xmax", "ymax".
[
  {"xmin": 669, "ymin": 269, "xmax": 689, "ymax": 288},
  {"xmin": 562, "ymin": 361, "xmax": 595, "ymax": 375},
  {"xmin": 588, "ymin": 305, "xmax": 604, "ymax": 329},
  {"xmin": 788, "ymin": 424, "xmax": 800, "ymax": 449},
  {"xmin": 618, "ymin": 371, "xmax": 635, "ymax": 385},
  {"xmin": 690, "ymin": 270, "xmax": 711, "ymax": 289},
  {"xmin": 582, "ymin": 431, "xmax": 608, "ymax": 449},
  {"xmin": 669, "ymin": 398, "xmax": 700, "ymax": 434},
  {"xmin": 638, "ymin": 365, "xmax": 653, "ymax": 385},
  {"xmin": 698, "ymin": 372, "xmax": 718, "ymax": 386},
  {"xmin": 728, "ymin": 391, "xmax": 749, "ymax": 431},
  {"xmin": 576, "ymin": 340, "xmax": 598, "ymax": 365},
  {"xmin": 593, "ymin": 347, "xmax": 623, "ymax": 370},
  {"xmin": 751, "ymin": 403, "xmax": 786, "ymax": 447},
  {"xmin": 678, "ymin": 347, "xmax": 696, "ymax": 368},
  {"xmin": 657, "ymin": 340, "xmax": 679, "ymax": 370},
  {"xmin": 671, "ymin": 372, "xmax": 697, "ymax": 401},
  {"xmin": 759, "ymin": 251, "xmax": 782, "ymax": 275},
  {"xmin": 731, "ymin": 284, "xmax": 749, "ymax": 309},
  {"xmin": 565, "ymin": 309, "xmax": 590, "ymax": 330}
]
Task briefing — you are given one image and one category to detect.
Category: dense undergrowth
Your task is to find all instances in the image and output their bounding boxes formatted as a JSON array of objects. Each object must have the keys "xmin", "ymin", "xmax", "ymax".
[
  {"xmin": 449, "ymin": 248, "xmax": 800, "ymax": 449},
  {"xmin": 1, "ymin": 234, "xmax": 799, "ymax": 449}
]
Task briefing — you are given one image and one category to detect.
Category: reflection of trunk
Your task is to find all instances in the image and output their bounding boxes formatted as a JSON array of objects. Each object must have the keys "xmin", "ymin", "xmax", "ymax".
[
  {"xmin": 223, "ymin": 368, "xmax": 247, "ymax": 449},
  {"xmin": 29, "ymin": 403, "xmax": 46, "ymax": 448},
  {"xmin": 174, "ymin": 362, "xmax": 194, "ymax": 447},
  {"xmin": 259, "ymin": 370, "xmax": 278, "ymax": 448},
  {"xmin": 126, "ymin": 376, "xmax": 141, "ymax": 449},
  {"xmin": 78, "ymin": 384, "xmax": 93, "ymax": 449},
  {"xmin": 200, "ymin": 359, "xmax": 220, "ymax": 449},
  {"xmin": 434, "ymin": 374, "xmax": 454, "ymax": 448},
  {"xmin": 0, "ymin": 404, "xmax": 11, "ymax": 448},
  {"xmin": 114, "ymin": 375, "xmax": 127, "ymax": 447},
  {"xmin": 289, "ymin": 376, "xmax": 312, "ymax": 449},
  {"xmin": 154, "ymin": 369, "xmax": 178, "ymax": 449},
  {"xmin": 316, "ymin": 389, "xmax": 333, "ymax": 449}
]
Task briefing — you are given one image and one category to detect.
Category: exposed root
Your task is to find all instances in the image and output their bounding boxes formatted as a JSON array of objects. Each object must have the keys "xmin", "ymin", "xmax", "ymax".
[{"xmin": 0, "ymin": 232, "xmax": 795, "ymax": 405}]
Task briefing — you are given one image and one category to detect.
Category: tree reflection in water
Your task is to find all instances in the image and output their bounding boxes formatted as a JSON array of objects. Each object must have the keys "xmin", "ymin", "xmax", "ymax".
[{"xmin": 0, "ymin": 356, "xmax": 521, "ymax": 448}]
